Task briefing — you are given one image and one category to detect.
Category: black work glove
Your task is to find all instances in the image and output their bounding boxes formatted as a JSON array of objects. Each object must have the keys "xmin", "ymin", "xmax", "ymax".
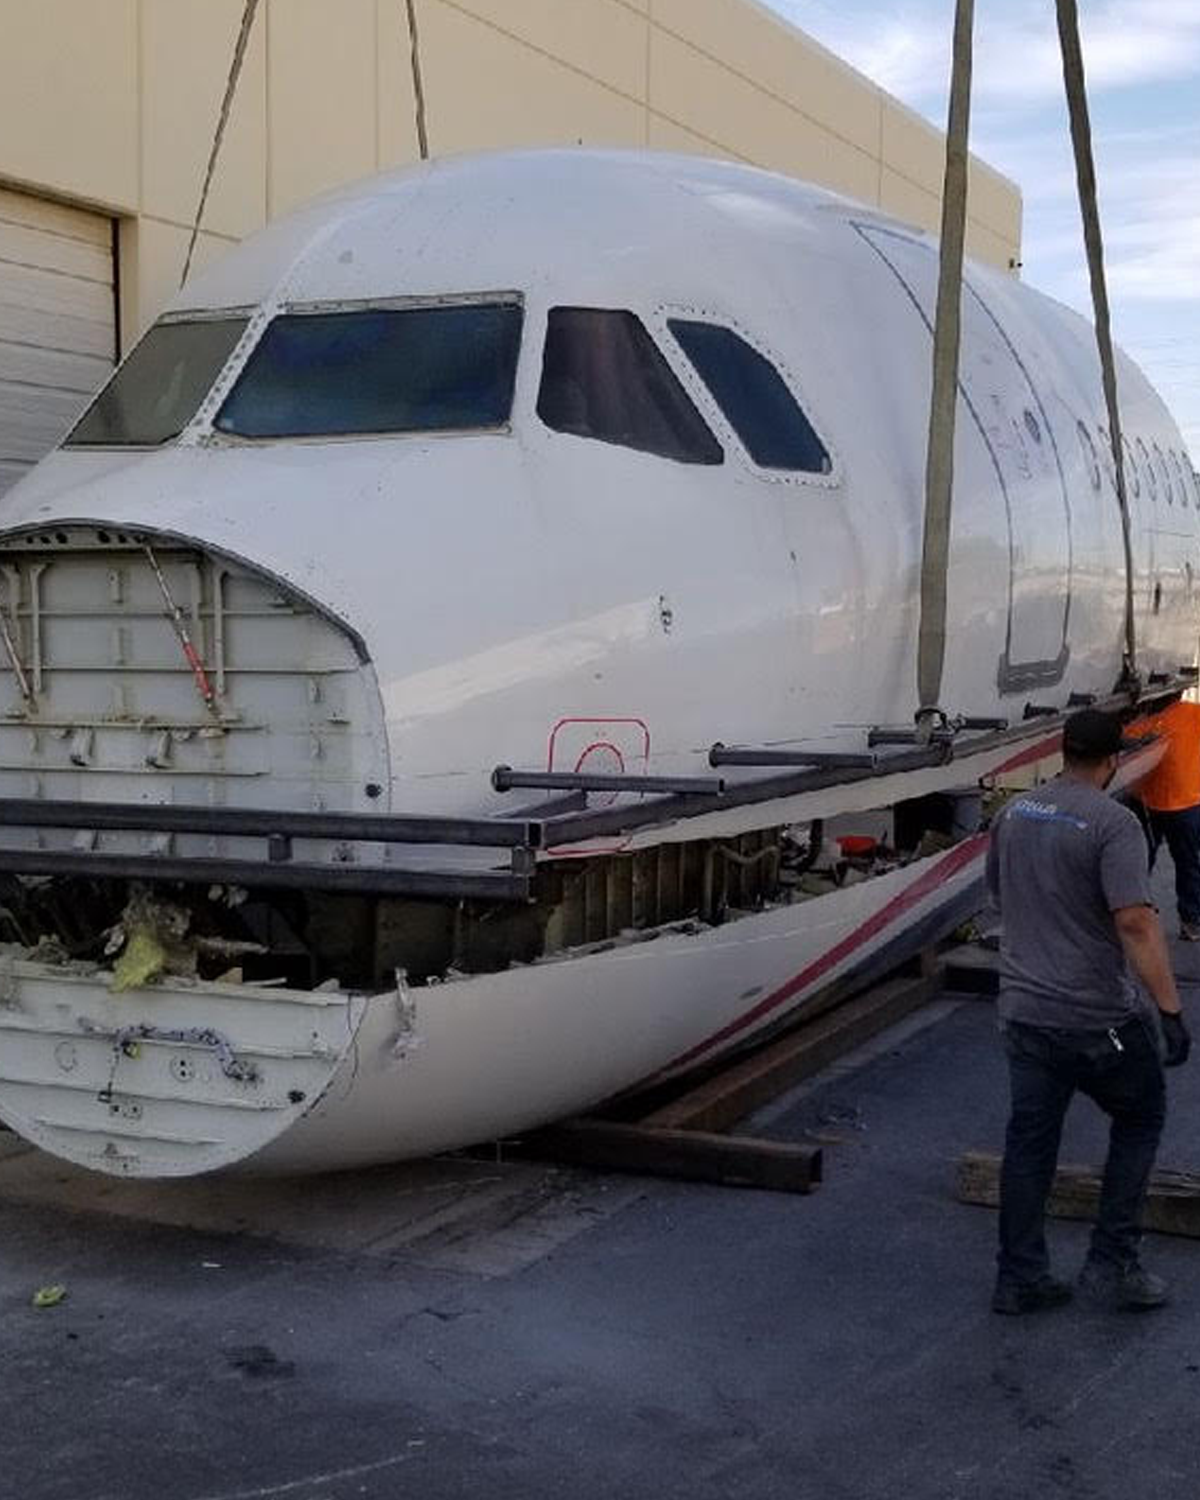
[{"xmin": 1161, "ymin": 1011, "xmax": 1191, "ymax": 1068}]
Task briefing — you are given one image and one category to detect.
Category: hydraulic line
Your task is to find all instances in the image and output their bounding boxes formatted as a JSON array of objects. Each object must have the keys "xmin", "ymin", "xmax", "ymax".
[{"xmin": 142, "ymin": 544, "xmax": 219, "ymax": 717}]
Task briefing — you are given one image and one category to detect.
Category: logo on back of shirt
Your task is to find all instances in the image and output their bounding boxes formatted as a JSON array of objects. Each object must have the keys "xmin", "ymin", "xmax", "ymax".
[{"xmin": 1009, "ymin": 798, "xmax": 1089, "ymax": 832}]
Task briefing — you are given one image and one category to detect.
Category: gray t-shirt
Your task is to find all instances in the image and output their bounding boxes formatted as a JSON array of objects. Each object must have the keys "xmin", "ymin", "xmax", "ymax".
[{"xmin": 986, "ymin": 775, "xmax": 1154, "ymax": 1029}]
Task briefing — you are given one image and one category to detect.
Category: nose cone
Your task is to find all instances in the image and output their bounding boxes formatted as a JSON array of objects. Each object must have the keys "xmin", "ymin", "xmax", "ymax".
[{"xmin": 0, "ymin": 965, "xmax": 370, "ymax": 1177}]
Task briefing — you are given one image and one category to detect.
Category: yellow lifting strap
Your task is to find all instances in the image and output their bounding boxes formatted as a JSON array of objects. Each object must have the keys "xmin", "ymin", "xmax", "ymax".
[
  {"xmin": 916, "ymin": 0, "xmax": 974, "ymax": 732},
  {"xmin": 1055, "ymin": 0, "xmax": 1138, "ymax": 689}
]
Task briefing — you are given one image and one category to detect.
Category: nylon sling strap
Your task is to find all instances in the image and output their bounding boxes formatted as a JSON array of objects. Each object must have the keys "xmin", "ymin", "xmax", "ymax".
[
  {"xmin": 180, "ymin": 0, "xmax": 262, "ymax": 289},
  {"xmin": 1056, "ymin": 0, "xmax": 1138, "ymax": 688},
  {"xmin": 404, "ymin": 0, "xmax": 430, "ymax": 161},
  {"xmin": 916, "ymin": 0, "xmax": 975, "ymax": 733}
]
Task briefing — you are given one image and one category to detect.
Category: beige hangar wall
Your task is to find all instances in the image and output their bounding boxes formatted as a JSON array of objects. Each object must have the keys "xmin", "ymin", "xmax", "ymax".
[{"xmin": 0, "ymin": 0, "xmax": 1022, "ymax": 355}]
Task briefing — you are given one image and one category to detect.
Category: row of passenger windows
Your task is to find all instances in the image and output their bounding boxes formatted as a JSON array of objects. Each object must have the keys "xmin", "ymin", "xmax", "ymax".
[
  {"xmin": 65, "ymin": 300, "xmax": 833, "ymax": 476},
  {"xmin": 1076, "ymin": 419, "xmax": 1200, "ymax": 510}
]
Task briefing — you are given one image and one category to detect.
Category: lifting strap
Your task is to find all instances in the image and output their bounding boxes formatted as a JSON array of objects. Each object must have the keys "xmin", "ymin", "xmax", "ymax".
[
  {"xmin": 1056, "ymin": 0, "xmax": 1138, "ymax": 688},
  {"xmin": 916, "ymin": 0, "xmax": 975, "ymax": 733},
  {"xmin": 404, "ymin": 0, "xmax": 430, "ymax": 160},
  {"xmin": 180, "ymin": 0, "xmax": 262, "ymax": 289}
]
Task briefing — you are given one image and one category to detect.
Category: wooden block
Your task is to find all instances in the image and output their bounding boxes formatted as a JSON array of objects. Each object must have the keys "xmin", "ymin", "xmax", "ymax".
[
  {"xmin": 941, "ymin": 943, "xmax": 999, "ymax": 997},
  {"xmin": 511, "ymin": 1118, "xmax": 822, "ymax": 1194},
  {"xmin": 639, "ymin": 969, "xmax": 943, "ymax": 1135},
  {"xmin": 956, "ymin": 1151, "xmax": 1200, "ymax": 1239}
]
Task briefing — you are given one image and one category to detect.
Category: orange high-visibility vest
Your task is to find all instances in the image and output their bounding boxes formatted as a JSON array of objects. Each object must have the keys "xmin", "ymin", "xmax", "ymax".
[{"xmin": 1138, "ymin": 701, "xmax": 1200, "ymax": 812}]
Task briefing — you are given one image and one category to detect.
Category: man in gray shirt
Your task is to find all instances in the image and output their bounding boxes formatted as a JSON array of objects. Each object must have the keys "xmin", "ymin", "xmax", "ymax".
[{"xmin": 987, "ymin": 708, "xmax": 1190, "ymax": 1314}]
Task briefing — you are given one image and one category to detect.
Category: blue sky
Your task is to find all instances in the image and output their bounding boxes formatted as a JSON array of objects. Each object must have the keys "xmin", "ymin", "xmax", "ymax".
[{"xmin": 764, "ymin": 1, "xmax": 1200, "ymax": 459}]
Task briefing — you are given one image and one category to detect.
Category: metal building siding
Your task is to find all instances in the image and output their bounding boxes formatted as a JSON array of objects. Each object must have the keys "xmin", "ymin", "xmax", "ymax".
[{"xmin": 0, "ymin": 188, "xmax": 115, "ymax": 496}]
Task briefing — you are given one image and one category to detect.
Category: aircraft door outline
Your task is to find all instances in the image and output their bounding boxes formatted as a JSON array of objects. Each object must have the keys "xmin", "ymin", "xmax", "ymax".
[{"xmin": 853, "ymin": 223, "xmax": 1073, "ymax": 694}]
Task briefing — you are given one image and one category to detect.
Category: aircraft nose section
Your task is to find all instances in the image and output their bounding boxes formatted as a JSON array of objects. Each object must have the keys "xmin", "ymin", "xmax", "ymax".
[{"xmin": 0, "ymin": 962, "xmax": 368, "ymax": 1177}]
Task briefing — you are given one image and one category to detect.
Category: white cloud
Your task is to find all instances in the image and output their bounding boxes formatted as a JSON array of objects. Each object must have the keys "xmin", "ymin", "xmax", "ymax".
[
  {"xmin": 775, "ymin": 0, "xmax": 1200, "ymax": 107},
  {"xmin": 767, "ymin": 2, "xmax": 1200, "ymax": 455}
]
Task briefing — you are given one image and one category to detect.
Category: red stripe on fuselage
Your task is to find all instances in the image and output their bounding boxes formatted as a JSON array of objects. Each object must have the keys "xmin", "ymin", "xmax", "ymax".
[
  {"xmin": 989, "ymin": 732, "xmax": 1060, "ymax": 778},
  {"xmin": 657, "ymin": 832, "xmax": 989, "ymax": 1076}
]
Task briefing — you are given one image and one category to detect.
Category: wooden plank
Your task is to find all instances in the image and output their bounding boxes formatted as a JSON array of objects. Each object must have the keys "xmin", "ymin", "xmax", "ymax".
[
  {"xmin": 956, "ymin": 1151, "xmax": 1200, "ymax": 1239},
  {"xmin": 941, "ymin": 942, "xmax": 999, "ymax": 997},
  {"xmin": 510, "ymin": 1118, "xmax": 822, "ymax": 1194},
  {"xmin": 639, "ymin": 969, "xmax": 943, "ymax": 1134}
]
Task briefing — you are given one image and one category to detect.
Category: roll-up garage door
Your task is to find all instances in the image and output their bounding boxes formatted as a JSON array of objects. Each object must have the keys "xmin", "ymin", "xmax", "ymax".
[{"xmin": 0, "ymin": 187, "xmax": 115, "ymax": 497}]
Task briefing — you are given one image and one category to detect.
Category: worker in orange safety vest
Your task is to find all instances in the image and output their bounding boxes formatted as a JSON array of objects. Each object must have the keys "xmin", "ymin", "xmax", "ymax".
[{"xmin": 1136, "ymin": 699, "xmax": 1200, "ymax": 941}]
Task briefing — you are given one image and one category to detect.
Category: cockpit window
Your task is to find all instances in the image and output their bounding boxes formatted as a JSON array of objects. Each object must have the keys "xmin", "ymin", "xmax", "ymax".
[
  {"xmin": 65, "ymin": 316, "xmax": 248, "ymax": 447},
  {"xmin": 669, "ymin": 320, "xmax": 831, "ymax": 474},
  {"xmin": 537, "ymin": 307, "xmax": 722, "ymax": 466},
  {"xmin": 214, "ymin": 300, "xmax": 523, "ymax": 439}
]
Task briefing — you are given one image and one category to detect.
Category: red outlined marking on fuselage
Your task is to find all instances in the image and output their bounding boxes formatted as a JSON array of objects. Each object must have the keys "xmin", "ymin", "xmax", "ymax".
[{"xmin": 546, "ymin": 716, "xmax": 650, "ymax": 856}]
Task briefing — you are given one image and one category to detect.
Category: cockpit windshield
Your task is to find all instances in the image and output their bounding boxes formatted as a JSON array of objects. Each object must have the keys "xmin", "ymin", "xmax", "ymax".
[
  {"xmin": 65, "ymin": 316, "xmax": 249, "ymax": 447},
  {"xmin": 214, "ymin": 299, "xmax": 524, "ymax": 439}
]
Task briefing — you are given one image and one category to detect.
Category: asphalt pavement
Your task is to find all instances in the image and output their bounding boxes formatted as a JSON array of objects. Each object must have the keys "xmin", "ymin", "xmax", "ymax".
[{"xmin": 4, "ymin": 856, "xmax": 1200, "ymax": 1500}]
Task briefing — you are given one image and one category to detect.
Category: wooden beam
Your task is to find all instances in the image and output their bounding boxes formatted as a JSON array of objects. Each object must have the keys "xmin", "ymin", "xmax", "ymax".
[
  {"xmin": 638, "ymin": 969, "xmax": 943, "ymax": 1135},
  {"xmin": 510, "ymin": 1119, "xmax": 822, "ymax": 1194},
  {"xmin": 956, "ymin": 1151, "xmax": 1200, "ymax": 1239},
  {"xmin": 941, "ymin": 943, "xmax": 999, "ymax": 997}
]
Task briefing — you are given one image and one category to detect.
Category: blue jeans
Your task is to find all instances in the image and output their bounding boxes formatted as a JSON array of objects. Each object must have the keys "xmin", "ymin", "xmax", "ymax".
[
  {"xmin": 1147, "ymin": 803, "xmax": 1200, "ymax": 926},
  {"xmin": 998, "ymin": 1017, "xmax": 1165, "ymax": 1286}
]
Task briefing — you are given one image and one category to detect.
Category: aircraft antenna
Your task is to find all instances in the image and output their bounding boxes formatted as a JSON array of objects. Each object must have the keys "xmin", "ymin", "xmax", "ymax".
[
  {"xmin": 915, "ymin": 0, "xmax": 974, "ymax": 742},
  {"xmin": 180, "ymin": 0, "xmax": 263, "ymax": 289},
  {"xmin": 1055, "ymin": 0, "xmax": 1138, "ymax": 691}
]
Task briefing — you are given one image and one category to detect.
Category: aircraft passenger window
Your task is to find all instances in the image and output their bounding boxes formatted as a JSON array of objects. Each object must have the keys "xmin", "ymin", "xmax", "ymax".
[
  {"xmin": 65, "ymin": 316, "xmax": 249, "ymax": 446},
  {"xmin": 1138, "ymin": 437, "xmax": 1157, "ymax": 502},
  {"xmin": 215, "ymin": 301, "xmax": 524, "ymax": 439},
  {"xmin": 669, "ymin": 320, "xmax": 831, "ymax": 474},
  {"xmin": 1122, "ymin": 436, "xmax": 1140, "ymax": 498},
  {"xmin": 1154, "ymin": 443, "xmax": 1173, "ymax": 505},
  {"xmin": 1077, "ymin": 422, "xmax": 1101, "ymax": 491},
  {"xmin": 537, "ymin": 308, "xmax": 722, "ymax": 465},
  {"xmin": 1098, "ymin": 427, "xmax": 1117, "ymax": 491},
  {"xmin": 1169, "ymin": 449, "xmax": 1188, "ymax": 507}
]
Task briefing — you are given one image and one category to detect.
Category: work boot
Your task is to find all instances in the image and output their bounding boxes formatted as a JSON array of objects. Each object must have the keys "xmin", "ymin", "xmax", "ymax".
[
  {"xmin": 1078, "ymin": 1258, "xmax": 1169, "ymax": 1311},
  {"xmin": 1179, "ymin": 920, "xmax": 1200, "ymax": 942},
  {"xmin": 991, "ymin": 1274, "xmax": 1073, "ymax": 1316}
]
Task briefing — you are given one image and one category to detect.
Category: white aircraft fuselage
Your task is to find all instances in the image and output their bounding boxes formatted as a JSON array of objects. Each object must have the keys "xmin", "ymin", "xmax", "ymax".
[{"xmin": 0, "ymin": 150, "xmax": 1193, "ymax": 1176}]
